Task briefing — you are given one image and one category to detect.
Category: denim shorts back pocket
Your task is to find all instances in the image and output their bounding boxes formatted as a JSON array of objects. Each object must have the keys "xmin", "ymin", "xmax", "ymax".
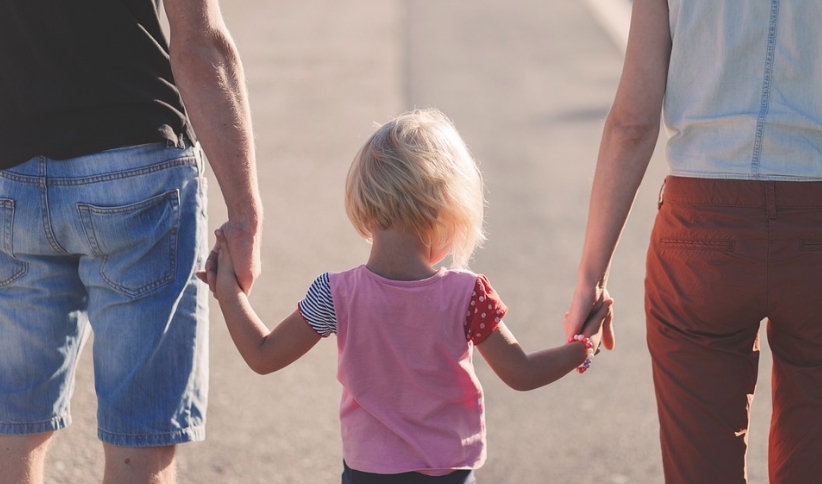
[
  {"xmin": 0, "ymin": 199, "xmax": 27, "ymax": 287},
  {"xmin": 78, "ymin": 190, "xmax": 180, "ymax": 298}
]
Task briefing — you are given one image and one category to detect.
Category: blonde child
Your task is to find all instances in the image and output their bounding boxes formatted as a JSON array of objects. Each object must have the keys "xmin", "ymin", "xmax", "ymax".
[{"xmin": 207, "ymin": 108, "xmax": 611, "ymax": 483}]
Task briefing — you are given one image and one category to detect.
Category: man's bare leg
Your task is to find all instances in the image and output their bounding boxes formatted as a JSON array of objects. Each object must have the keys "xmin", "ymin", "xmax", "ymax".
[
  {"xmin": 0, "ymin": 433, "xmax": 52, "ymax": 484},
  {"xmin": 103, "ymin": 444, "xmax": 177, "ymax": 484}
]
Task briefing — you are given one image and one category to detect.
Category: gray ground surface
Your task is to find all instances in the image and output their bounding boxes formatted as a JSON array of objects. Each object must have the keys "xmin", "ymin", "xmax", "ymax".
[{"xmin": 44, "ymin": 1, "xmax": 773, "ymax": 482}]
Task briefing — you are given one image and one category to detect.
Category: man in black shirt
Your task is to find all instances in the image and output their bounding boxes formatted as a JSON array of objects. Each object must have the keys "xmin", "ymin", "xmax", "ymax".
[{"xmin": 0, "ymin": 0, "xmax": 262, "ymax": 482}]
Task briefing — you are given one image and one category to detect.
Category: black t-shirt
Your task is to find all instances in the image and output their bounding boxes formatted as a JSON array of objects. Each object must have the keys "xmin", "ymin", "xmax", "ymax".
[{"xmin": 0, "ymin": 0, "xmax": 194, "ymax": 169}]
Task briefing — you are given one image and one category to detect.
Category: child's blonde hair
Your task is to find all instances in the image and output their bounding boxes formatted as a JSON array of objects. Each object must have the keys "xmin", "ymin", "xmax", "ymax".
[{"xmin": 345, "ymin": 108, "xmax": 485, "ymax": 269}]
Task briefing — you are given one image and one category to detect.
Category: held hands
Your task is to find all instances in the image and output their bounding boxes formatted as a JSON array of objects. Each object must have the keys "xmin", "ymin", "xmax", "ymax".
[
  {"xmin": 220, "ymin": 219, "xmax": 261, "ymax": 294},
  {"xmin": 576, "ymin": 296, "xmax": 613, "ymax": 354},
  {"xmin": 214, "ymin": 229, "xmax": 245, "ymax": 300},
  {"xmin": 196, "ymin": 228, "xmax": 244, "ymax": 300},
  {"xmin": 565, "ymin": 285, "xmax": 615, "ymax": 351},
  {"xmin": 196, "ymin": 220, "xmax": 261, "ymax": 296}
]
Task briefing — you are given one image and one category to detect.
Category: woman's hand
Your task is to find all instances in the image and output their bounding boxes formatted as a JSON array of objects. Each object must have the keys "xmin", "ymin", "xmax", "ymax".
[
  {"xmin": 565, "ymin": 285, "xmax": 615, "ymax": 350},
  {"xmin": 578, "ymin": 294, "xmax": 614, "ymax": 352}
]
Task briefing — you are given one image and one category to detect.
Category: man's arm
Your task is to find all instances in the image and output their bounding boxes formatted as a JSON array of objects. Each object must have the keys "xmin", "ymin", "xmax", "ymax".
[{"xmin": 164, "ymin": 0, "xmax": 263, "ymax": 293}]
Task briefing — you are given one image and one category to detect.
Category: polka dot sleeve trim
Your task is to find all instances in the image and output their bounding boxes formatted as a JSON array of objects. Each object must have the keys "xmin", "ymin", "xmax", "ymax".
[{"xmin": 464, "ymin": 274, "xmax": 508, "ymax": 345}]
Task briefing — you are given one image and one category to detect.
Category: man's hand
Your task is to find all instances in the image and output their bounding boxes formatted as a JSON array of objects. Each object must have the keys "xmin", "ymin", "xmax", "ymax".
[
  {"xmin": 196, "ymin": 220, "xmax": 260, "ymax": 295},
  {"xmin": 219, "ymin": 220, "xmax": 261, "ymax": 294}
]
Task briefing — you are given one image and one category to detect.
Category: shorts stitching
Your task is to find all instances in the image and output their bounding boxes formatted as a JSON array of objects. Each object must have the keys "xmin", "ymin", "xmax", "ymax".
[
  {"xmin": 98, "ymin": 425, "xmax": 206, "ymax": 447},
  {"xmin": 98, "ymin": 427, "xmax": 201, "ymax": 439},
  {"xmin": 0, "ymin": 199, "xmax": 28, "ymax": 287},
  {"xmin": 0, "ymin": 415, "xmax": 69, "ymax": 430},
  {"xmin": 0, "ymin": 157, "xmax": 196, "ymax": 186}
]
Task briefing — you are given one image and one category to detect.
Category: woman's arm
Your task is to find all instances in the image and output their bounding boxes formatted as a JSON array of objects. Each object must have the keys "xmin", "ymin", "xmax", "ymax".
[{"xmin": 564, "ymin": 0, "xmax": 672, "ymax": 347}]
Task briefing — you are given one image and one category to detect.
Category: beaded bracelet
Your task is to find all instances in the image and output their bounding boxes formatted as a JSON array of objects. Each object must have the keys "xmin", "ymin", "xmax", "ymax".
[{"xmin": 568, "ymin": 334, "xmax": 595, "ymax": 374}]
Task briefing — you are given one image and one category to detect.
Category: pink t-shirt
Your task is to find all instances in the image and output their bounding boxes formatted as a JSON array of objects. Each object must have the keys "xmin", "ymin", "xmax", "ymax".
[{"xmin": 298, "ymin": 266, "xmax": 507, "ymax": 475}]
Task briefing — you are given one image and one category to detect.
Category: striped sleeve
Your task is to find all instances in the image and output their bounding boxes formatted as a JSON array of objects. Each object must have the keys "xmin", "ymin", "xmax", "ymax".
[{"xmin": 298, "ymin": 272, "xmax": 337, "ymax": 337}]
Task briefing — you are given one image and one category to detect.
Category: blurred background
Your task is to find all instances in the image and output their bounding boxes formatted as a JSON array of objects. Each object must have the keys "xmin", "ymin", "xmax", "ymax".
[{"xmin": 43, "ymin": 1, "xmax": 773, "ymax": 482}]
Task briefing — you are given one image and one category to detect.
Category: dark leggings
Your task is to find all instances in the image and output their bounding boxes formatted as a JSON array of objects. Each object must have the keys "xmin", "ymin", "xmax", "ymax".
[{"xmin": 341, "ymin": 461, "xmax": 476, "ymax": 484}]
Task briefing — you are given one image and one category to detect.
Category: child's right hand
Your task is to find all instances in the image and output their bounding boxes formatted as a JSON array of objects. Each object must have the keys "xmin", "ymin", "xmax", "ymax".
[
  {"xmin": 213, "ymin": 229, "xmax": 244, "ymax": 301},
  {"xmin": 577, "ymin": 295, "xmax": 613, "ymax": 353}
]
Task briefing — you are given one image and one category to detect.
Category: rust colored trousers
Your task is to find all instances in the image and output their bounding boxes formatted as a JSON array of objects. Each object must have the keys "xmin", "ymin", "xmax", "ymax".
[{"xmin": 645, "ymin": 176, "xmax": 822, "ymax": 484}]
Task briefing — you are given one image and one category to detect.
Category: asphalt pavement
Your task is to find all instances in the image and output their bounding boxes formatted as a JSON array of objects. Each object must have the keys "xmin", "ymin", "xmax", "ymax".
[{"xmin": 43, "ymin": 1, "xmax": 773, "ymax": 482}]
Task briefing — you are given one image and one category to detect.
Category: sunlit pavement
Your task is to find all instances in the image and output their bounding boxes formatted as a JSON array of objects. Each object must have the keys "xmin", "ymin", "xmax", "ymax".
[{"xmin": 43, "ymin": 1, "xmax": 773, "ymax": 483}]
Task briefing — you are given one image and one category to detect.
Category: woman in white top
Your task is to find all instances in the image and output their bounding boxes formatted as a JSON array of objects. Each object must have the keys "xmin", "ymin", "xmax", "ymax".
[{"xmin": 564, "ymin": 1, "xmax": 822, "ymax": 483}]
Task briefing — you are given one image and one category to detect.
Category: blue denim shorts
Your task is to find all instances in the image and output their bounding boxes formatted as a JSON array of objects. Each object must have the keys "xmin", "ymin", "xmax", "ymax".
[{"xmin": 0, "ymin": 141, "xmax": 209, "ymax": 447}]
